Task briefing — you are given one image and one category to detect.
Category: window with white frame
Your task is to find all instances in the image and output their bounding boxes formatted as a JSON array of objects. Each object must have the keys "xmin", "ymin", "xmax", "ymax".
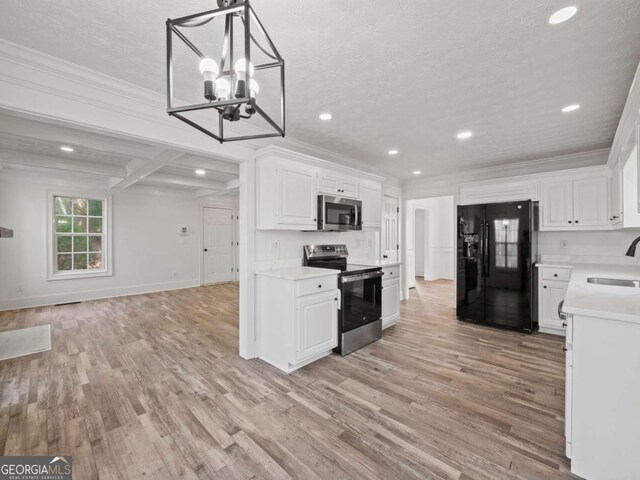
[{"xmin": 50, "ymin": 194, "xmax": 111, "ymax": 278}]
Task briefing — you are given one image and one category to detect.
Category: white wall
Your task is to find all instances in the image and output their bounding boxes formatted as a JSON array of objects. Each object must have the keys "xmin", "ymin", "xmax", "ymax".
[
  {"xmin": 0, "ymin": 176, "xmax": 236, "ymax": 310},
  {"xmin": 408, "ymin": 195, "xmax": 455, "ymax": 281},
  {"xmin": 254, "ymin": 230, "xmax": 380, "ymax": 271}
]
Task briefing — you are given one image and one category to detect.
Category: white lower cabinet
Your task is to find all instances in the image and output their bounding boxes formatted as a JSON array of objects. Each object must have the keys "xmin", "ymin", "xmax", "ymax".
[
  {"xmin": 565, "ymin": 331, "xmax": 573, "ymax": 459},
  {"xmin": 537, "ymin": 266, "xmax": 571, "ymax": 335},
  {"xmin": 567, "ymin": 313, "xmax": 640, "ymax": 479},
  {"xmin": 295, "ymin": 292, "xmax": 339, "ymax": 362},
  {"xmin": 382, "ymin": 265, "xmax": 401, "ymax": 329},
  {"xmin": 257, "ymin": 270, "xmax": 339, "ymax": 373}
]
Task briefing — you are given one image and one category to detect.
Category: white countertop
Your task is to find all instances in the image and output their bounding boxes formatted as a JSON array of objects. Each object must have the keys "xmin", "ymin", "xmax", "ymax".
[
  {"xmin": 255, "ymin": 266, "xmax": 340, "ymax": 281},
  {"xmin": 536, "ymin": 263, "xmax": 573, "ymax": 269},
  {"xmin": 563, "ymin": 263, "xmax": 640, "ymax": 324}
]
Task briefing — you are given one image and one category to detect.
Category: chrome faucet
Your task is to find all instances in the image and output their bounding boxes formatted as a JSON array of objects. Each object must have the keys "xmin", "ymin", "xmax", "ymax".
[{"xmin": 626, "ymin": 235, "xmax": 640, "ymax": 257}]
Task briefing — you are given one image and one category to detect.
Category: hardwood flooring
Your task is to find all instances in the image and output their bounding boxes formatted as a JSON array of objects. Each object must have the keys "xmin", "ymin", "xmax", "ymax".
[{"xmin": 0, "ymin": 280, "xmax": 579, "ymax": 479}]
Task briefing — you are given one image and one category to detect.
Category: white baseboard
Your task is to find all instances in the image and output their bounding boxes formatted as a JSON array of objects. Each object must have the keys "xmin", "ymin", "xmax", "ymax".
[
  {"xmin": 0, "ymin": 279, "xmax": 201, "ymax": 311},
  {"xmin": 539, "ymin": 326, "xmax": 566, "ymax": 336}
]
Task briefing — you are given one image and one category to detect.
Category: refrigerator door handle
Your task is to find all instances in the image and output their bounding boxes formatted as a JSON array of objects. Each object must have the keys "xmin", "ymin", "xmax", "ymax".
[
  {"xmin": 484, "ymin": 222, "xmax": 490, "ymax": 278},
  {"xmin": 479, "ymin": 222, "xmax": 485, "ymax": 277}
]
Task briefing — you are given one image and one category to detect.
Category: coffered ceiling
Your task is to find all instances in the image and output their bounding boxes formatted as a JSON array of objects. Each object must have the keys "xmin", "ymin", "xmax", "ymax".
[
  {"xmin": 0, "ymin": 113, "xmax": 240, "ymax": 195},
  {"xmin": 0, "ymin": 1, "xmax": 639, "ymax": 180}
]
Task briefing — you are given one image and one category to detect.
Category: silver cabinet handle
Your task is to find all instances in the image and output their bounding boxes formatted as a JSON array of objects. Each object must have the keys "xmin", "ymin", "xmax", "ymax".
[{"xmin": 558, "ymin": 300, "xmax": 567, "ymax": 320}]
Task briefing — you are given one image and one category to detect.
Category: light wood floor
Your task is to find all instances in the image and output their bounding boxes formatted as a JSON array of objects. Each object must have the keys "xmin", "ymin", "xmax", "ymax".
[{"xmin": 0, "ymin": 280, "xmax": 578, "ymax": 479}]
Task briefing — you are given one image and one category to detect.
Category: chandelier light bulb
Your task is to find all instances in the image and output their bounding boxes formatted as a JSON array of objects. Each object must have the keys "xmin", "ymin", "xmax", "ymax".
[
  {"xmin": 249, "ymin": 79, "xmax": 260, "ymax": 98},
  {"xmin": 199, "ymin": 58, "xmax": 219, "ymax": 81},
  {"xmin": 215, "ymin": 77, "xmax": 231, "ymax": 100},
  {"xmin": 234, "ymin": 58, "xmax": 254, "ymax": 77}
]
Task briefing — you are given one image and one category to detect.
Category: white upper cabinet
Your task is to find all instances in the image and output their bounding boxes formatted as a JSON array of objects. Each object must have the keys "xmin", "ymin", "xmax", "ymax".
[
  {"xmin": 573, "ymin": 177, "xmax": 609, "ymax": 227},
  {"xmin": 541, "ymin": 180, "xmax": 574, "ymax": 228},
  {"xmin": 540, "ymin": 174, "xmax": 609, "ymax": 230},
  {"xmin": 317, "ymin": 173, "xmax": 359, "ymax": 199},
  {"xmin": 255, "ymin": 146, "xmax": 385, "ymax": 231},
  {"xmin": 276, "ymin": 164, "xmax": 317, "ymax": 227},
  {"xmin": 359, "ymin": 182, "xmax": 382, "ymax": 229},
  {"xmin": 256, "ymin": 156, "xmax": 318, "ymax": 230},
  {"xmin": 614, "ymin": 124, "xmax": 640, "ymax": 229},
  {"xmin": 610, "ymin": 156, "xmax": 623, "ymax": 227}
]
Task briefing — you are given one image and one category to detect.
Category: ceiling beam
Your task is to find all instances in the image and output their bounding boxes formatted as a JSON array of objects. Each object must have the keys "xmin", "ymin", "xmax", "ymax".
[
  {"xmin": 109, "ymin": 150, "xmax": 184, "ymax": 189},
  {"xmin": 225, "ymin": 178, "xmax": 240, "ymax": 190},
  {"xmin": 169, "ymin": 155, "xmax": 240, "ymax": 176},
  {"xmin": 195, "ymin": 188, "xmax": 220, "ymax": 198},
  {"xmin": 143, "ymin": 172, "xmax": 226, "ymax": 190},
  {"xmin": 0, "ymin": 148, "xmax": 126, "ymax": 177}
]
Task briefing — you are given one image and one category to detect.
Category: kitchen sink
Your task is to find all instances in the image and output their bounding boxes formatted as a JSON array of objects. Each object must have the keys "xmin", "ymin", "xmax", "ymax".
[{"xmin": 587, "ymin": 277, "xmax": 640, "ymax": 288}]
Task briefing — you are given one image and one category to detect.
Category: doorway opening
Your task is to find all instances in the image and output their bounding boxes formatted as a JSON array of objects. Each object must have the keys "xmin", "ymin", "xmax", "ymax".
[{"xmin": 405, "ymin": 195, "xmax": 455, "ymax": 306}]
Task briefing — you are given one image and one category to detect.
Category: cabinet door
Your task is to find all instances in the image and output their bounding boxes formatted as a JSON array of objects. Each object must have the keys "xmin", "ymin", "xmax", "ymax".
[
  {"xmin": 565, "ymin": 350, "xmax": 573, "ymax": 458},
  {"xmin": 540, "ymin": 280, "xmax": 568, "ymax": 330},
  {"xmin": 317, "ymin": 176, "xmax": 340, "ymax": 196},
  {"xmin": 339, "ymin": 180, "xmax": 359, "ymax": 199},
  {"xmin": 610, "ymin": 158, "xmax": 623, "ymax": 226},
  {"xmin": 541, "ymin": 180, "xmax": 574, "ymax": 228},
  {"xmin": 295, "ymin": 292, "xmax": 338, "ymax": 362},
  {"xmin": 382, "ymin": 279, "xmax": 400, "ymax": 328},
  {"xmin": 360, "ymin": 183, "xmax": 382, "ymax": 229},
  {"xmin": 573, "ymin": 177, "xmax": 608, "ymax": 227},
  {"xmin": 276, "ymin": 164, "xmax": 317, "ymax": 227}
]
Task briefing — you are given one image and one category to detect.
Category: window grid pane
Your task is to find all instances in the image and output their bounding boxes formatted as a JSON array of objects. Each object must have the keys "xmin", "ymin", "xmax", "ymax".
[{"xmin": 54, "ymin": 196, "xmax": 105, "ymax": 273}]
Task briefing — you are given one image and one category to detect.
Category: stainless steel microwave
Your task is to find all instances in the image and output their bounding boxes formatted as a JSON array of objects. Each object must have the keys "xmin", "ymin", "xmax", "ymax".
[{"xmin": 317, "ymin": 195, "xmax": 362, "ymax": 231}]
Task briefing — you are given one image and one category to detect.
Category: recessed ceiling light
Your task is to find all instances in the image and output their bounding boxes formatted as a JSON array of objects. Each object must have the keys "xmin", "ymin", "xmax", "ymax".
[
  {"xmin": 562, "ymin": 104, "xmax": 581, "ymax": 113},
  {"xmin": 319, "ymin": 113, "xmax": 332, "ymax": 121},
  {"xmin": 388, "ymin": 149, "xmax": 399, "ymax": 155},
  {"xmin": 457, "ymin": 130, "xmax": 473, "ymax": 140},
  {"xmin": 60, "ymin": 146, "xmax": 74, "ymax": 152},
  {"xmin": 413, "ymin": 170, "xmax": 421, "ymax": 175},
  {"xmin": 548, "ymin": 6, "xmax": 577, "ymax": 25},
  {"xmin": 195, "ymin": 169, "xmax": 206, "ymax": 175}
]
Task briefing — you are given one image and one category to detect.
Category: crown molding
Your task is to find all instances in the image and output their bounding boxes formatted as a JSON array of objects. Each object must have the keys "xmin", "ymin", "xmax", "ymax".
[
  {"xmin": 254, "ymin": 145, "xmax": 386, "ymax": 183},
  {"xmin": 403, "ymin": 148, "xmax": 609, "ymax": 199}
]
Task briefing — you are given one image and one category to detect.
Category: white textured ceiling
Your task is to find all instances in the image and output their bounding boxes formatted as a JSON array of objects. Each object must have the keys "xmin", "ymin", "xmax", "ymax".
[{"xmin": 1, "ymin": 1, "xmax": 639, "ymax": 179}]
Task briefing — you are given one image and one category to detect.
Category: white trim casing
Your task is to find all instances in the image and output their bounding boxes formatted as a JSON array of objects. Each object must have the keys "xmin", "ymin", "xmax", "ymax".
[{"xmin": 46, "ymin": 189, "xmax": 113, "ymax": 280}]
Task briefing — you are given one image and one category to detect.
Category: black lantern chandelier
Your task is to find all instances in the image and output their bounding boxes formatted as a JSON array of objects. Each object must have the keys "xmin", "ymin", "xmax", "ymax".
[{"xmin": 166, "ymin": 0, "xmax": 285, "ymax": 143}]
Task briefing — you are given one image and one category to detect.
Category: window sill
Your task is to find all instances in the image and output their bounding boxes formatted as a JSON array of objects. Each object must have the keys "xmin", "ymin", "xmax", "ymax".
[{"xmin": 48, "ymin": 269, "xmax": 112, "ymax": 281}]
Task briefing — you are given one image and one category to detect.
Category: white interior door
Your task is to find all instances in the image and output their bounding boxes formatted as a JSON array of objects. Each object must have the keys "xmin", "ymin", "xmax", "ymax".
[
  {"xmin": 382, "ymin": 195, "xmax": 399, "ymax": 261},
  {"xmin": 203, "ymin": 207, "xmax": 234, "ymax": 284}
]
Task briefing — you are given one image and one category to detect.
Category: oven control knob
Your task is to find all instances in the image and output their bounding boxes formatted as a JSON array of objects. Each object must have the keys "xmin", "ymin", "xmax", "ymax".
[{"xmin": 313, "ymin": 248, "xmax": 318, "ymax": 253}]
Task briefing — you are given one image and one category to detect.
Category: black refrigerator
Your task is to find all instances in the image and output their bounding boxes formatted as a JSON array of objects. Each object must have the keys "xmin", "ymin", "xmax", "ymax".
[{"xmin": 456, "ymin": 200, "xmax": 538, "ymax": 333}]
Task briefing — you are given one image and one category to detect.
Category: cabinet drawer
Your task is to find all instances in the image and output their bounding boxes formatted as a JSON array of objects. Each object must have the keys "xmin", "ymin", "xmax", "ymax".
[
  {"xmin": 382, "ymin": 266, "xmax": 399, "ymax": 280},
  {"xmin": 296, "ymin": 276, "xmax": 338, "ymax": 297},
  {"xmin": 541, "ymin": 267, "xmax": 571, "ymax": 282}
]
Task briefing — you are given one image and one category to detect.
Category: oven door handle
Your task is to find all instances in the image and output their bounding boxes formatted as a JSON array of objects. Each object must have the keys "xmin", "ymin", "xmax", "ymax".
[{"xmin": 341, "ymin": 271, "xmax": 384, "ymax": 283}]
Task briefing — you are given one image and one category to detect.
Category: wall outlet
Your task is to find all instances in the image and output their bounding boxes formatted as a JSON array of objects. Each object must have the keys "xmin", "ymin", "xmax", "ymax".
[
  {"xmin": 271, "ymin": 240, "xmax": 280, "ymax": 252},
  {"xmin": 16, "ymin": 284, "xmax": 23, "ymax": 293},
  {"xmin": 172, "ymin": 271, "xmax": 177, "ymax": 278},
  {"xmin": 560, "ymin": 239, "xmax": 568, "ymax": 249}
]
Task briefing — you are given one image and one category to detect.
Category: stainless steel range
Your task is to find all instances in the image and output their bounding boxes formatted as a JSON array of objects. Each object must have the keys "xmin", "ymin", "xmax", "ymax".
[{"xmin": 303, "ymin": 244, "xmax": 383, "ymax": 355}]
